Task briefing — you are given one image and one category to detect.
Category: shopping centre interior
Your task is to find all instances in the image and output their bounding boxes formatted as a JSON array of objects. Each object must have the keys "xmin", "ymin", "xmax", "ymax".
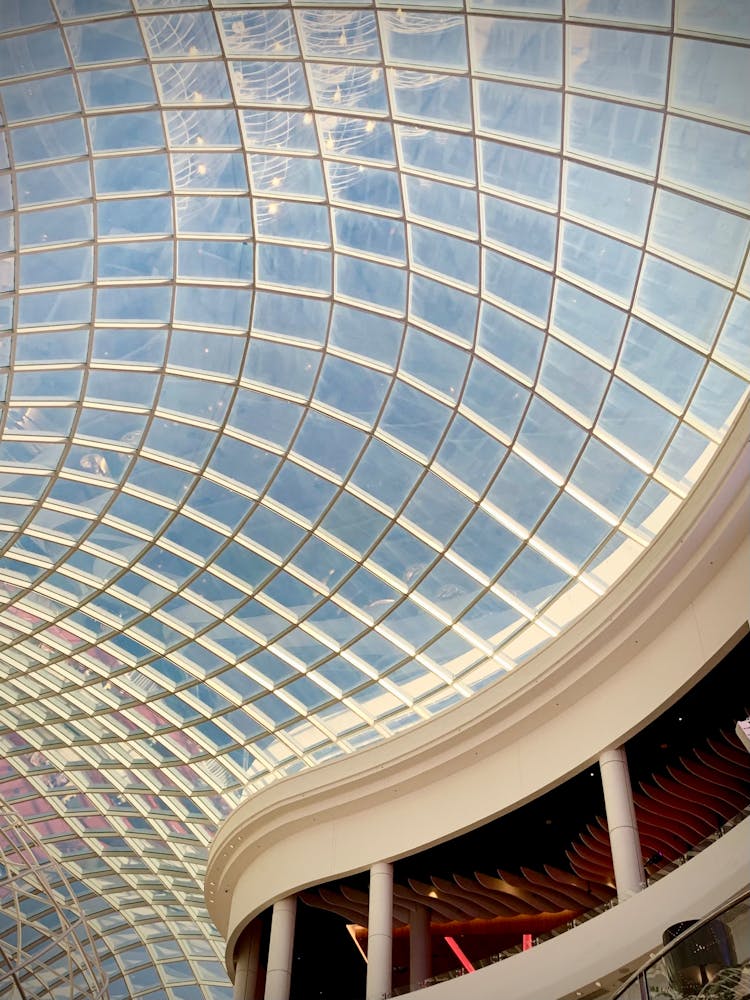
[
  {"xmin": 0, "ymin": 2, "xmax": 748, "ymax": 999},
  {"xmin": 230, "ymin": 636, "xmax": 749, "ymax": 998}
]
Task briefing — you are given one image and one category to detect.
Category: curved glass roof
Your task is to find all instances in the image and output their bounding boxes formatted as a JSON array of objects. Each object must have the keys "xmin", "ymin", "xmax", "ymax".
[
  {"xmin": 0, "ymin": 795, "xmax": 109, "ymax": 1000},
  {"xmin": 0, "ymin": 1, "xmax": 748, "ymax": 996}
]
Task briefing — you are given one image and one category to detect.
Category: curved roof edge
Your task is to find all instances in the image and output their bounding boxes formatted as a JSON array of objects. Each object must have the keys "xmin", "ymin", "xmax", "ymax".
[{"xmin": 206, "ymin": 404, "xmax": 750, "ymax": 965}]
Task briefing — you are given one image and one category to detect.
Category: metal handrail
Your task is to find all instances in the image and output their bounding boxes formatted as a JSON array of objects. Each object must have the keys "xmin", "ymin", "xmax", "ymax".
[{"xmin": 610, "ymin": 887, "xmax": 750, "ymax": 1000}]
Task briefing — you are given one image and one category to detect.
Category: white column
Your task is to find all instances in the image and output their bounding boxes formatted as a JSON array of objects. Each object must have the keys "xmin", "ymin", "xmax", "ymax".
[
  {"xmin": 366, "ymin": 861, "xmax": 394, "ymax": 1000},
  {"xmin": 409, "ymin": 904, "xmax": 431, "ymax": 991},
  {"xmin": 599, "ymin": 746, "xmax": 645, "ymax": 901},
  {"xmin": 234, "ymin": 921, "xmax": 261, "ymax": 1000},
  {"xmin": 264, "ymin": 897, "xmax": 296, "ymax": 1000}
]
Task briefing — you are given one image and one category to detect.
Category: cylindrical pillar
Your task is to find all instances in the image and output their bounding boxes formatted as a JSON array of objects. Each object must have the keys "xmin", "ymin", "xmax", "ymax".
[
  {"xmin": 366, "ymin": 861, "xmax": 393, "ymax": 1000},
  {"xmin": 264, "ymin": 897, "xmax": 297, "ymax": 1000},
  {"xmin": 599, "ymin": 746, "xmax": 645, "ymax": 901},
  {"xmin": 234, "ymin": 921, "xmax": 262, "ymax": 1000},
  {"xmin": 409, "ymin": 904, "xmax": 431, "ymax": 991}
]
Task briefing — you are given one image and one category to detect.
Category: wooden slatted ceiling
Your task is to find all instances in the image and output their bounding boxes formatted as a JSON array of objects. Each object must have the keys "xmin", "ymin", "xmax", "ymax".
[{"xmin": 300, "ymin": 728, "xmax": 749, "ymax": 939}]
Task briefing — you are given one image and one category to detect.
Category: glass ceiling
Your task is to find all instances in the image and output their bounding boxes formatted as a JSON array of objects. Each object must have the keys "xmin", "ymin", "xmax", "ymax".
[{"xmin": 0, "ymin": 1, "xmax": 748, "ymax": 996}]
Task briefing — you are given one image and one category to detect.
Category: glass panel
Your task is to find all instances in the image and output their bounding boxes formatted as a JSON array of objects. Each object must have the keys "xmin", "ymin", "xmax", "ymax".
[
  {"xmin": 572, "ymin": 437, "xmax": 645, "ymax": 516},
  {"xmin": 479, "ymin": 139, "xmax": 559, "ymax": 206},
  {"xmin": 539, "ymin": 337, "xmax": 609, "ymax": 424},
  {"xmin": 462, "ymin": 358, "xmax": 529, "ymax": 438},
  {"xmin": 469, "ymin": 16, "xmax": 561, "ymax": 83},
  {"xmin": 517, "ymin": 396, "xmax": 586, "ymax": 477},
  {"xmin": 476, "ymin": 80, "xmax": 561, "ymax": 147},
  {"xmin": 567, "ymin": 25, "xmax": 669, "ymax": 103},
  {"xmin": 10, "ymin": 119, "xmax": 87, "ymax": 165},
  {"xmin": 89, "ymin": 111, "xmax": 165, "ymax": 153},
  {"xmin": 649, "ymin": 189, "xmax": 750, "ymax": 281},
  {"xmin": 560, "ymin": 220, "xmax": 640, "ymax": 302},
  {"xmin": 564, "ymin": 161, "xmax": 651, "ymax": 240},
  {"xmin": 662, "ymin": 117, "xmax": 750, "ymax": 210},
  {"xmin": 498, "ymin": 546, "xmax": 568, "ymax": 611},
  {"xmin": 675, "ymin": 0, "xmax": 750, "ymax": 41},
  {"xmin": 1, "ymin": 13, "xmax": 749, "ymax": 994},
  {"xmin": 690, "ymin": 363, "xmax": 749, "ymax": 435},
  {"xmin": 567, "ymin": 0, "xmax": 670, "ymax": 26},
  {"xmin": 566, "ymin": 94, "xmax": 661, "ymax": 175},
  {"xmin": 0, "ymin": 28, "xmax": 68, "ymax": 80},
  {"xmin": 379, "ymin": 381, "xmax": 452, "ymax": 458},
  {"xmin": 483, "ymin": 249, "xmax": 553, "ymax": 321},
  {"xmin": 142, "ymin": 12, "xmax": 220, "ymax": 58},
  {"xmin": 551, "ymin": 280, "xmax": 626, "ymax": 365},
  {"xmin": 219, "ymin": 10, "xmax": 298, "ymax": 57},
  {"xmin": 715, "ymin": 295, "xmax": 750, "ymax": 378},
  {"xmin": 672, "ymin": 37, "xmax": 750, "ymax": 127},
  {"xmin": 391, "ymin": 69, "xmax": 471, "ymax": 127},
  {"xmin": 398, "ymin": 125, "xmax": 474, "ymax": 182},
  {"xmin": 598, "ymin": 378, "xmax": 677, "ymax": 465},
  {"xmin": 155, "ymin": 61, "xmax": 232, "ymax": 105},
  {"xmin": 79, "ymin": 65, "xmax": 157, "ymax": 110},
  {"xmin": 409, "ymin": 225, "xmax": 478, "ymax": 286},
  {"xmin": 232, "ymin": 61, "xmax": 310, "ymax": 107},
  {"xmin": 536, "ymin": 492, "xmax": 610, "ymax": 567},
  {"xmin": 2, "ymin": 74, "xmax": 80, "ymax": 122},
  {"xmin": 641, "ymin": 895, "xmax": 750, "ymax": 1000},
  {"xmin": 401, "ymin": 327, "xmax": 470, "ymax": 398},
  {"xmin": 67, "ymin": 18, "xmax": 146, "ymax": 65},
  {"xmin": 477, "ymin": 301, "xmax": 544, "ymax": 380},
  {"xmin": 0, "ymin": 0, "xmax": 55, "ymax": 33},
  {"xmin": 17, "ymin": 162, "xmax": 91, "ymax": 207},
  {"xmin": 165, "ymin": 109, "xmax": 241, "ymax": 149},
  {"xmin": 404, "ymin": 175, "xmax": 478, "ymax": 236},
  {"xmin": 485, "ymin": 196, "xmax": 555, "ymax": 270},
  {"xmin": 382, "ymin": 12, "xmax": 467, "ymax": 70},
  {"xmin": 309, "ymin": 63, "xmax": 387, "ymax": 114},
  {"xmin": 621, "ymin": 320, "xmax": 702, "ymax": 414},
  {"xmin": 636, "ymin": 255, "xmax": 731, "ymax": 351},
  {"xmin": 452, "ymin": 508, "xmax": 519, "ymax": 579},
  {"xmin": 321, "ymin": 115, "xmax": 395, "ymax": 164},
  {"xmin": 299, "ymin": 10, "xmax": 379, "ymax": 60},
  {"xmin": 20, "ymin": 246, "xmax": 93, "ymax": 287}
]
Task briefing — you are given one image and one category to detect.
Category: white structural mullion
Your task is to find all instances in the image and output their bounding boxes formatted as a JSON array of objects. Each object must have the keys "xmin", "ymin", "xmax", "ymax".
[{"xmin": 599, "ymin": 746, "xmax": 646, "ymax": 901}]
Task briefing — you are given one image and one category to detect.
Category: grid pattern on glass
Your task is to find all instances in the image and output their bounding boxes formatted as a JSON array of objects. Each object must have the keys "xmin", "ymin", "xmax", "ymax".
[
  {"xmin": 0, "ymin": 2, "xmax": 749, "ymax": 995},
  {"xmin": 0, "ymin": 791, "xmax": 109, "ymax": 1000}
]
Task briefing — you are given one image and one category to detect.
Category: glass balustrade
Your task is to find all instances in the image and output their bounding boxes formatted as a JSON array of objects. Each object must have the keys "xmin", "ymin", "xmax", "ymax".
[{"xmin": 614, "ymin": 892, "xmax": 750, "ymax": 1000}]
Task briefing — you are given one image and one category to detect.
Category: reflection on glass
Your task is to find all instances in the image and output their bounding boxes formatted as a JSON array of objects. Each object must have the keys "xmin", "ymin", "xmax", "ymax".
[{"xmin": 0, "ymin": 8, "xmax": 749, "ymax": 998}]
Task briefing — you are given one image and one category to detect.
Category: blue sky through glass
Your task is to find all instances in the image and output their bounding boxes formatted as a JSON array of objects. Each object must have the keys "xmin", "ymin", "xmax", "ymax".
[{"xmin": 0, "ymin": 3, "xmax": 749, "ymax": 997}]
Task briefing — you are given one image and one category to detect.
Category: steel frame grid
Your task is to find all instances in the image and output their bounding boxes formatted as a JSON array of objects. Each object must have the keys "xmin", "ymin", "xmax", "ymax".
[{"xmin": 0, "ymin": 1, "xmax": 749, "ymax": 996}]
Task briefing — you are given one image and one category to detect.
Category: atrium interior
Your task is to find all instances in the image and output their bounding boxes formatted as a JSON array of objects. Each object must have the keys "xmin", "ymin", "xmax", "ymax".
[{"xmin": 0, "ymin": 2, "xmax": 748, "ymax": 999}]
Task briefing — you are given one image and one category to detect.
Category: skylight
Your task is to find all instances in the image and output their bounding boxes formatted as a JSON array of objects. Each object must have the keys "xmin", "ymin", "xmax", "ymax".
[{"xmin": 0, "ymin": 2, "xmax": 748, "ymax": 997}]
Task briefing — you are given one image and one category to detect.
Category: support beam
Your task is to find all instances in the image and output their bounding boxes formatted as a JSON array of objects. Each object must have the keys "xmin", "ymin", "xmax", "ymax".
[
  {"xmin": 599, "ymin": 746, "xmax": 645, "ymax": 901},
  {"xmin": 366, "ymin": 862, "xmax": 393, "ymax": 1000},
  {"xmin": 409, "ymin": 904, "xmax": 431, "ymax": 990},
  {"xmin": 234, "ymin": 921, "xmax": 262, "ymax": 1000},
  {"xmin": 264, "ymin": 897, "xmax": 296, "ymax": 1000}
]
